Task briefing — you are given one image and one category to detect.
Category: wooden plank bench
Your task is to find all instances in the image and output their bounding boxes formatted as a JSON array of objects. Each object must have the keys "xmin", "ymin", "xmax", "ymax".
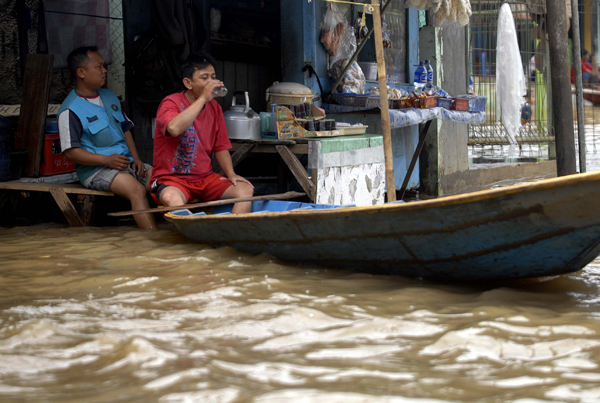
[{"xmin": 0, "ymin": 181, "xmax": 114, "ymax": 227}]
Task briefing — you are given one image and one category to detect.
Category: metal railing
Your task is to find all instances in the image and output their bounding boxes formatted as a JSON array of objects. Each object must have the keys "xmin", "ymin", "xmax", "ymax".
[{"xmin": 468, "ymin": 0, "xmax": 552, "ymax": 160}]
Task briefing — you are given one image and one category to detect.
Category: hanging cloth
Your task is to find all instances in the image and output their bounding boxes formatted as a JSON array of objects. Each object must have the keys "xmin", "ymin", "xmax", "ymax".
[{"xmin": 496, "ymin": 3, "xmax": 526, "ymax": 145}]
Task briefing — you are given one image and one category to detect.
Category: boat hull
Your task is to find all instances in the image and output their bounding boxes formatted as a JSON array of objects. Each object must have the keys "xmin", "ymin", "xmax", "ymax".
[
  {"xmin": 166, "ymin": 171, "xmax": 600, "ymax": 280},
  {"xmin": 583, "ymin": 88, "xmax": 600, "ymax": 105}
]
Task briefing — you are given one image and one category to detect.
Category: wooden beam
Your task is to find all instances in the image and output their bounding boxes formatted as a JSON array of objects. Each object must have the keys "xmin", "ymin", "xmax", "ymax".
[
  {"xmin": 15, "ymin": 54, "xmax": 55, "ymax": 178},
  {"xmin": 276, "ymin": 145, "xmax": 316, "ymax": 201},
  {"xmin": 108, "ymin": 191, "xmax": 305, "ymax": 217},
  {"xmin": 372, "ymin": 0, "xmax": 396, "ymax": 202},
  {"xmin": 50, "ymin": 188, "xmax": 84, "ymax": 227}
]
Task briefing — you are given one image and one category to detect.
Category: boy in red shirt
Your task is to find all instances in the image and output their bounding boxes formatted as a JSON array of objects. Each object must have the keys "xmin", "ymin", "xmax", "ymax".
[{"xmin": 151, "ymin": 53, "xmax": 254, "ymax": 214}]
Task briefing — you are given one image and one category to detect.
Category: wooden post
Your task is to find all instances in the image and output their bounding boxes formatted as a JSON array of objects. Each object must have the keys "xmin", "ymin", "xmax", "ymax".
[
  {"xmin": 15, "ymin": 54, "xmax": 54, "ymax": 178},
  {"xmin": 547, "ymin": 0, "xmax": 577, "ymax": 176},
  {"xmin": 371, "ymin": 0, "xmax": 396, "ymax": 201}
]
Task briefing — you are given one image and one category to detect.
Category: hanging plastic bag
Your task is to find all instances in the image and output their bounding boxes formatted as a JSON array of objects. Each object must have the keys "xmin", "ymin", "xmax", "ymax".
[
  {"xmin": 332, "ymin": 17, "xmax": 358, "ymax": 66},
  {"xmin": 331, "ymin": 60, "xmax": 366, "ymax": 94},
  {"xmin": 320, "ymin": 3, "xmax": 346, "ymax": 57},
  {"xmin": 496, "ymin": 3, "xmax": 526, "ymax": 146},
  {"xmin": 354, "ymin": 17, "xmax": 368, "ymax": 43},
  {"xmin": 382, "ymin": 22, "xmax": 392, "ymax": 49}
]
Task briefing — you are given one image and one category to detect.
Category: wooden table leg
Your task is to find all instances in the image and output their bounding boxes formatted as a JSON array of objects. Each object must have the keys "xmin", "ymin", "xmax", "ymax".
[
  {"xmin": 276, "ymin": 145, "xmax": 316, "ymax": 201},
  {"xmin": 398, "ymin": 120, "xmax": 432, "ymax": 201},
  {"xmin": 277, "ymin": 157, "xmax": 288, "ymax": 194},
  {"xmin": 50, "ymin": 188, "xmax": 84, "ymax": 227},
  {"xmin": 77, "ymin": 194, "xmax": 95, "ymax": 226}
]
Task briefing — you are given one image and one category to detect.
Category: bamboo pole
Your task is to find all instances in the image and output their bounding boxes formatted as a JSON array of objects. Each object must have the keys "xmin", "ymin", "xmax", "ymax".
[
  {"xmin": 571, "ymin": 0, "xmax": 586, "ymax": 172},
  {"xmin": 107, "ymin": 191, "xmax": 306, "ymax": 217},
  {"xmin": 371, "ymin": 0, "xmax": 396, "ymax": 201}
]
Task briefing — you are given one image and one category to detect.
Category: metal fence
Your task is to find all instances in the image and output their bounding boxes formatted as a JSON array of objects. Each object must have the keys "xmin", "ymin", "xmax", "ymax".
[
  {"xmin": 575, "ymin": 0, "xmax": 600, "ymax": 171},
  {"xmin": 108, "ymin": 0, "xmax": 126, "ymax": 100},
  {"xmin": 467, "ymin": 0, "xmax": 553, "ymax": 160}
]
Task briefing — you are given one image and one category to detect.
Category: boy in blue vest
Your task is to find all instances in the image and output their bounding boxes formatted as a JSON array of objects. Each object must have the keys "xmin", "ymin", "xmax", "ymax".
[{"xmin": 58, "ymin": 46, "xmax": 157, "ymax": 230}]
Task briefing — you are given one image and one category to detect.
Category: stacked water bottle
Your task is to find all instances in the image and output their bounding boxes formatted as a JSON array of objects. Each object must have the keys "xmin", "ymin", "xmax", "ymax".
[{"xmin": 413, "ymin": 60, "xmax": 448, "ymax": 98}]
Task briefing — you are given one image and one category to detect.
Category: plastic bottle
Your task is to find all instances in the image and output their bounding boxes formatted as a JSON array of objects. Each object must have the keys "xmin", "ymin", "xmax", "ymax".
[
  {"xmin": 425, "ymin": 60, "xmax": 433, "ymax": 88},
  {"xmin": 413, "ymin": 61, "xmax": 427, "ymax": 90},
  {"xmin": 468, "ymin": 76, "xmax": 474, "ymax": 95}
]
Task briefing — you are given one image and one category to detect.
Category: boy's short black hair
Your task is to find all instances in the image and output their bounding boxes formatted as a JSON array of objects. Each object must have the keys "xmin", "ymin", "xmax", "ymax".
[
  {"xmin": 181, "ymin": 52, "xmax": 218, "ymax": 80},
  {"xmin": 67, "ymin": 46, "xmax": 99, "ymax": 77},
  {"xmin": 583, "ymin": 49, "xmax": 590, "ymax": 57}
]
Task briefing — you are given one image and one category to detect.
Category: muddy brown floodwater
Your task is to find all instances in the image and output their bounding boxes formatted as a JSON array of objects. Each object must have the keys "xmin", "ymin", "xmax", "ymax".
[{"xmin": 1, "ymin": 224, "xmax": 600, "ymax": 402}]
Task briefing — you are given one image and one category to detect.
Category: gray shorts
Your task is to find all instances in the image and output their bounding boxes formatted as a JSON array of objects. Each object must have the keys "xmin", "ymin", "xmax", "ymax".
[{"xmin": 85, "ymin": 162, "xmax": 151, "ymax": 192}]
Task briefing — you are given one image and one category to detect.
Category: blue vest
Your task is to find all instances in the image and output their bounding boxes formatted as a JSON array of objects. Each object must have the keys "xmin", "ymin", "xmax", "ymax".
[{"xmin": 58, "ymin": 88, "xmax": 132, "ymax": 182}]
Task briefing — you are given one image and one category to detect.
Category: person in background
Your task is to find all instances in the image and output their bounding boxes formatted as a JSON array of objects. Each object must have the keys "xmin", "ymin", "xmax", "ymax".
[
  {"xmin": 150, "ymin": 52, "xmax": 254, "ymax": 214},
  {"xmin": 521, "ymin": 92, "xmax": 532, "ymax": 125},
  {"xmin": 58, "ymin": 46, "xmax": 157, "ymax": 230},
  {"xmin": 571, "ymin": 49, "xmax": 600, "ymax": 87}
]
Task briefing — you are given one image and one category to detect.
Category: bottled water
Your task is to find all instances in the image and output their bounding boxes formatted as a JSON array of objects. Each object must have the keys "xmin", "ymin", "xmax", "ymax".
[
  {"xmin": 413, "ymin": 61, "xmax": 427, "ymax": 90},
  {"xmin": 425, "ymin": 60, "xmax": 433, "ymax": 88}
]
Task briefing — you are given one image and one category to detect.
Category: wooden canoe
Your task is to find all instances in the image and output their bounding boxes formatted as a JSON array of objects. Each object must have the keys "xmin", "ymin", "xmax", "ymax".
[
  {"xmin": 165, "ymin": 171, "xmax": 600, "ymax": 280},
  {"xmin": 583, "ymin": 88, "xmax": 600, "ymax": 105}
]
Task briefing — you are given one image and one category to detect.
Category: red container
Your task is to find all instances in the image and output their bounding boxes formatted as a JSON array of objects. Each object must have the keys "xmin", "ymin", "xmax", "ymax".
[
  {"xmin": 40, "ymin": 134, "xmax": 75, "ymax": 176},
  {"xmin": 451, "ymin": 98, "xmax": 470, "ymax": 111}
]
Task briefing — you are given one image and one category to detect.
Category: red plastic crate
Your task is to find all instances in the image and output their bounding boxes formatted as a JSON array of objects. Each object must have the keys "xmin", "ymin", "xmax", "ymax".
[{"xmin": 40, "ymin": 134, "xmax": 75, "ymax": 176}]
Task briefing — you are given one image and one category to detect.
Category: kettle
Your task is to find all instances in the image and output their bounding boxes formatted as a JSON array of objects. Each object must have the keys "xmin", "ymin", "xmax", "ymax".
[{"xmin": 224, "ymin": 91, "xmax": 262, "ymax": 140}]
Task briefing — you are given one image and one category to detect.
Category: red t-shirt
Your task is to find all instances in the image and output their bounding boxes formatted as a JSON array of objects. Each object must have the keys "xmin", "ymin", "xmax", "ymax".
[{"xmin": 152, "ymin": 92, "xmax": 231, "ymax": 183}]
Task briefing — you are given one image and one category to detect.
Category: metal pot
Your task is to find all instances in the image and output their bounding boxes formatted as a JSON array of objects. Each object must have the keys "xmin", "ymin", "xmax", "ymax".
[{"xmin": 224, "ymin": 91, "xmax": 262, "ymax": 140}]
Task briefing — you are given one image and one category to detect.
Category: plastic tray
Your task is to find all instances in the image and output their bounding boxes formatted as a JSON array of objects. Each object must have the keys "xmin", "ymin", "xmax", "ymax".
[
  {"xmin": 341, "ymin": 125, "xmax": 368, "ymax": 135},
  {"xmin": 332, "ymin": 93, "xmax": 380, "ymax": 108}
]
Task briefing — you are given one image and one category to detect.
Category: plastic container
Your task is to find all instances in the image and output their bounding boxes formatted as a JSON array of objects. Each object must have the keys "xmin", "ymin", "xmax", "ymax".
[
  {"xmin": 418, "ymin": 95, "xmax": 438, "ymax": 109},
  {"xmin": 39, "ymin": 134, "xmax": 75, "ymax": 176},
  {"xmin": 358, "ymin": 62, "xmax": 377, "ymax": 81},
  {"xmin": 413, "ymin": 61, "xmax": 427, "ymax": 90},
  {"xmin": 452, "ymin": 95, "xmax": 487, "ymax": 112},
  {"xmin": 437, "ymin": 98, "xmax": 454, "ymax": 110},
  {"xmin": 259, "ymin": 112, "xmax": 270, "ymax": 137},
  {"xmin": 45, "ymin": 117, "xmax": 59, "ymax": 134}
]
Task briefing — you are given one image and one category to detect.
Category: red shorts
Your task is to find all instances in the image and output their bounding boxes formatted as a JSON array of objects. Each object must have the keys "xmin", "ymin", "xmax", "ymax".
[{"xmin": 150, "ymin": 173, "xmax": 233, "ymax": 204}]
